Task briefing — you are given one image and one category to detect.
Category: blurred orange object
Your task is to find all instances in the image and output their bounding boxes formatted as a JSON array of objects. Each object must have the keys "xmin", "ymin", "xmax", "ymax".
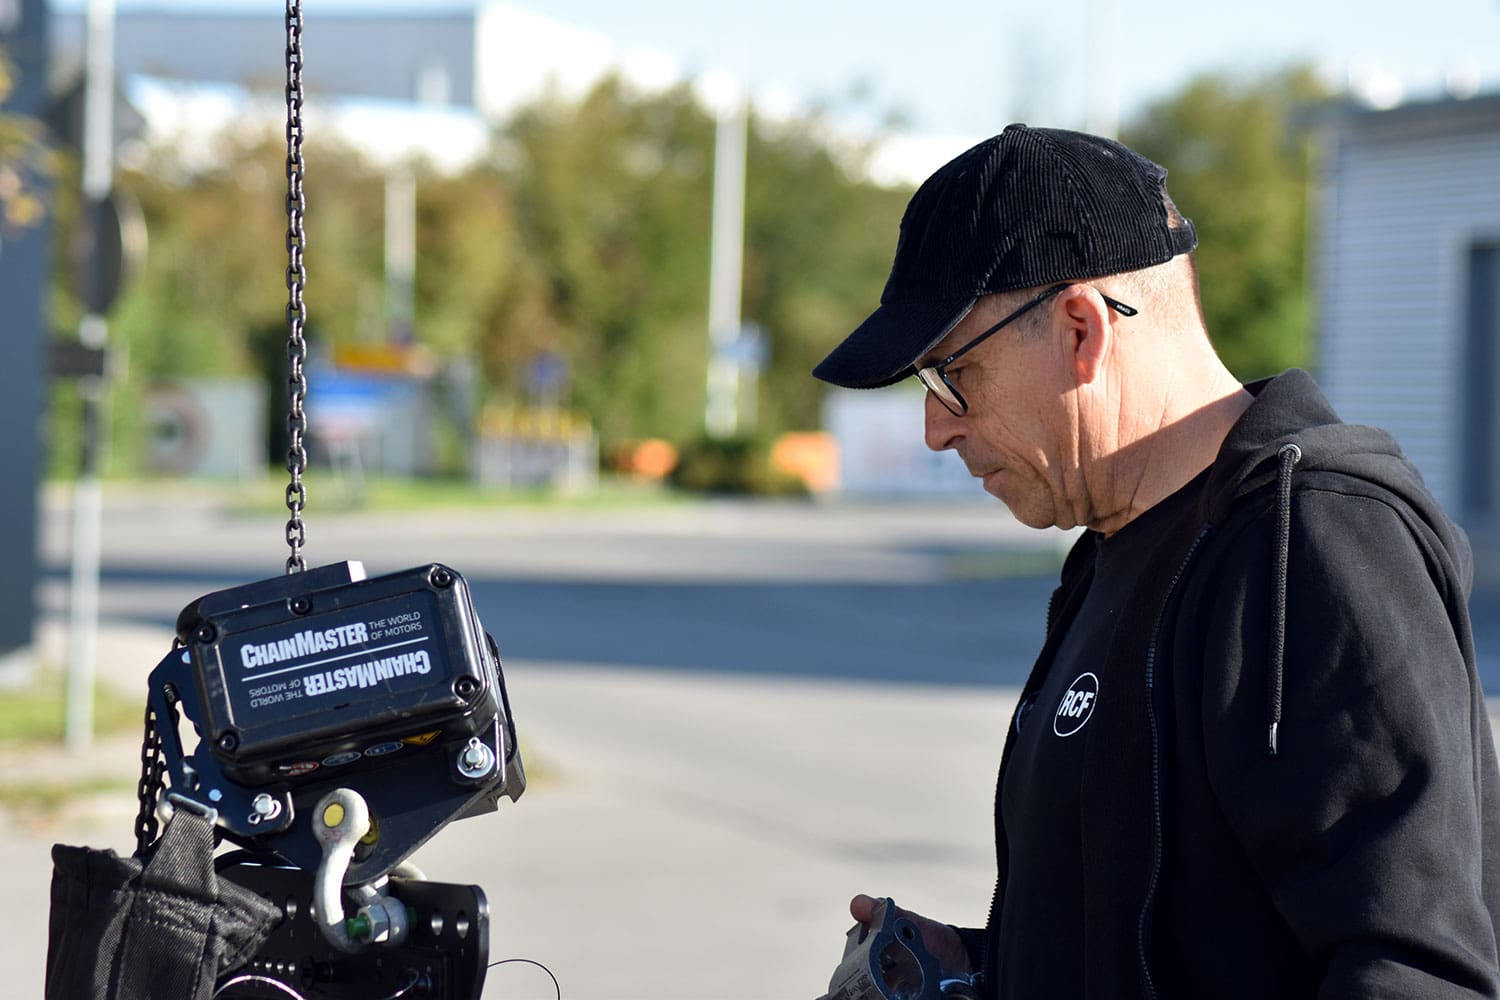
[
  {"xmin": 621, "ymin": 438, "xmax": 679, "ymax": 480},
  {"xmin": 772, "ymin": 432, "xmax": 839, "ymax": 493}
]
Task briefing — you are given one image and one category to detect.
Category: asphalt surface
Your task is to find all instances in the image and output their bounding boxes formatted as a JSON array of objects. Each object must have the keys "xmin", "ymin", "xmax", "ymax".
[
  {"xmin": 5, "ymin": 486, "xmax": 1500, "ymax": 998},
  {"xmin": 7, "ymin": 489, "xmax": 1056, "ymax": 999},
  {"xmin": 35, "ymin": 490, "xmax": 1071, "ymax": 688},
  {"xmin": 28, "ymin": 489, "xmax": 1500, "ymax": 690}
]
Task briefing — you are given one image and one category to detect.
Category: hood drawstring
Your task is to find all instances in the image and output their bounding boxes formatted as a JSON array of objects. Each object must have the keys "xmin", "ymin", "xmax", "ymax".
[{"xmin": 1268, "ymin": 442, "xmax": 1302, "ymax": 755}]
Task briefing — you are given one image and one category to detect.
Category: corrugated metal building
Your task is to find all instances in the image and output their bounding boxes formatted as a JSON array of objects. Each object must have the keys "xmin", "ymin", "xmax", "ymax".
[
  {"xmin": 1312, "ymin": 94, "xmax": 1500, "ymax": 571},
  {"xmin": 52, "ymin": 9, "xmax": 477, "ymax": 105},
  {"xmin": 49, "ymin": 4, "xmax": 668, "ymax": 123}
]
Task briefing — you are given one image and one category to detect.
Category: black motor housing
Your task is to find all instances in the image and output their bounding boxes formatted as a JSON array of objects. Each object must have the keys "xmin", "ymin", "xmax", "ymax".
[{"xmin": 149, "ymin": 561, "xmax": 524, "ymax": 881}]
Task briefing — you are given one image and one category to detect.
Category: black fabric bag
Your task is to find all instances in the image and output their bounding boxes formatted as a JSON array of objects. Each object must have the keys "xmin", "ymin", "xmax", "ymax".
[{"xmin": 45, "ymin": 808, "xmax": 281, "ymax": 1000}]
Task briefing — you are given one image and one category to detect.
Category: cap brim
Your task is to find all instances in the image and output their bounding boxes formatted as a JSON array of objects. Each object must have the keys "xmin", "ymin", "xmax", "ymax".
[{"xmin": 813, "ymin": 298, "xmax": 975, "ymax": 389}]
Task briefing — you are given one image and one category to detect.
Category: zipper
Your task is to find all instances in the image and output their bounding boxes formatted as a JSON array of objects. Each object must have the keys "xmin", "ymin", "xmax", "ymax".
[{"xmin": 1136, "ymin": 526, "xmax": 1210, "ymax": 1000}]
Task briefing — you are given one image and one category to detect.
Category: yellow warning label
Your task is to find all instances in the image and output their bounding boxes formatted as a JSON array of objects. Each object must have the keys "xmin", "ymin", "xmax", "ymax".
[{"xmin": 401, "ymin": 730, "xmax": 442, "ymax": 746}]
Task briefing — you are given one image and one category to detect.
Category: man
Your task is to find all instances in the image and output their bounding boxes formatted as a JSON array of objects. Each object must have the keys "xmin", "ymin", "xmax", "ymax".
[{"xmin": 813, "ymin": 124, "xmax": 1500, "ymax": 998}]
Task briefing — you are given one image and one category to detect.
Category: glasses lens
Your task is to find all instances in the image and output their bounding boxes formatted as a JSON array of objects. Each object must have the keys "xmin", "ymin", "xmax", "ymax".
[{"xmin": 916, "ymin": 367, "xmax": 965, "ymax": 416}]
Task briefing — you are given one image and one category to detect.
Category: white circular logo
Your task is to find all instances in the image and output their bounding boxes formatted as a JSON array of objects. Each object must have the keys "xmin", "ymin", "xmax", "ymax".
[{"xmin": 1053, "ymin": 672, "xmax": 1099, "ymax": 737}]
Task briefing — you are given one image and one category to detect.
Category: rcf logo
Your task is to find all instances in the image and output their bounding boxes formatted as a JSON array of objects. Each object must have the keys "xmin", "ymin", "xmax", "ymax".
[{"xmin": 1053, "ymin": 672, "xmax": 1099, "ymax": 737}]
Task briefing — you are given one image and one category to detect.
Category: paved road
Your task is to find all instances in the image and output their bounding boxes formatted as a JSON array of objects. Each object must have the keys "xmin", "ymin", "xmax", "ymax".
[
  {"xmin": 4, "ymin": 620, "xmax": 1017, "ymax": 1000},
  {"xmin": 8, "ymin": 488, "xmax": 1500, "ymax": 998},
  {"xmin": 36, "ymin": 492, "xmax": 1071, "ymax": 688},
  {"xmin": 9, "ymin": 491, "xmax": 1054, "ymax": 999},
  {"xmin": 34, "ymin": 490, "xmax": 1500, "ymax": 688}
]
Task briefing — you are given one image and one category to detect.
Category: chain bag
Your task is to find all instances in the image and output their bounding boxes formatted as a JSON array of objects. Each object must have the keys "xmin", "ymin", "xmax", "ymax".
[{"xmin": 46, "ymin": 807, "xmax": 281, "ymax": 1000}]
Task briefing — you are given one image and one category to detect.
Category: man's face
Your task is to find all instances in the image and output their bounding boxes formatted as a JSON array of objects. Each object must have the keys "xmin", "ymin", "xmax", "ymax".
[{"xmin": 920, "ymin": 297, "xmax": 1082, "ymax": 530}]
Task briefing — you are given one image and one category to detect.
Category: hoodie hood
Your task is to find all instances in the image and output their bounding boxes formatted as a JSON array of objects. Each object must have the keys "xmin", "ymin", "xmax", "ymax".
[
  {"xmin": 1197, "ymin": 369, "xmax": 1473, "ymax": 754},
  {"xmin": 1202, "ymin": 370, "xmax": 1470, "ymax": 579}
]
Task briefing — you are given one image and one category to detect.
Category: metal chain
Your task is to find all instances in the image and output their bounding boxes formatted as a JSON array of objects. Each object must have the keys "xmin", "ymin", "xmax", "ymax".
[
  {"xmin": 284, "ymin": 0, "xmax": 309, "ymax": 574},
  {"xmin": 134, "ymin": 703, "xmax": 167, "ymax": 855}
]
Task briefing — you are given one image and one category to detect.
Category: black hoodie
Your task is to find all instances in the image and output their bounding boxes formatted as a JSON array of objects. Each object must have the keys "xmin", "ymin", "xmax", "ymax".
[{"xmin": 964, "ymin": 369, "xmax": 1500, "ymax": 999}]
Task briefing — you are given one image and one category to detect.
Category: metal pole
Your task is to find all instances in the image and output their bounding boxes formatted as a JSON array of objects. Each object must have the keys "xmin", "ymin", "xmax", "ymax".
[
  {"xmin": 384, "ymin": 166, "xmax": 416, "ymax": 343},
  {"xmin": 704, "ymin": 82, "xmax": 747, "ymax": 440},
  {"xmin": 65, "ymin": 0, "xmax": 115, "ymax": 753}
]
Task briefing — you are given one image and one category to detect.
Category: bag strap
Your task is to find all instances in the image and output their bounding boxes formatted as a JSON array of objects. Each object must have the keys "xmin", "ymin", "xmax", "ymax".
[{"xmin": 113, "ymin": 807, "xmax": 280, "ymax": 1000}]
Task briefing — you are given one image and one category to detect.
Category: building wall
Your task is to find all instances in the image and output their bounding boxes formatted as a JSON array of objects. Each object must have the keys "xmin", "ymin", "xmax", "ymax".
[
  {"xmin": 1314, "ymin": 97, "xmax": 1500, "ymax": 515},
  {"xmin": 51, "ymin": 4, "xmax": 644, "ymax": 123},
  {"xmin": 53, "ymin": 9, "xmax": 477, "ymax": 107}
]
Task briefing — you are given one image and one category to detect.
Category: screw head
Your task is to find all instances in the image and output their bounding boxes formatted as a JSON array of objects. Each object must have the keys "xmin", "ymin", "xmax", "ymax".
[
  {"xmin": 194, "ymin": 622, "xmax": 217, "ymax": 644},
  {"xmin": 430, "ymin": 567, "xmax": 454, "ymax": 588},
  {"xmin": 454, "ymin": 675, "xmax": 480, "ymax": 700},
  {"xmin": 290, "ymin": 596, "xmax": 312, "ymax": 615},
  {"xmin": 216, "ymin": 731, "xmax": 240, "ymax": 753}
]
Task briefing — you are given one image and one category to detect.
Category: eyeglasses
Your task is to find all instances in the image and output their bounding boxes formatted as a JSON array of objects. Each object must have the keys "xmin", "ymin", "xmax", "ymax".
[{"xmin": 914, "ymin": 283, "xmax": 1139, "ymax": 416}]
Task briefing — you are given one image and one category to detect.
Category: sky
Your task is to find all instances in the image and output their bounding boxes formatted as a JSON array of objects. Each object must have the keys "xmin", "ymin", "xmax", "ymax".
[{"xmin": 79, "ymin": 0, "xmax": 1500, "ymax": 146}]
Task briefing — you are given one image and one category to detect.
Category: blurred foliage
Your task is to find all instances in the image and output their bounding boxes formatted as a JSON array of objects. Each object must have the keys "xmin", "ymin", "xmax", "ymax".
[
  {"xmin": 44, "ymin": 63, "xmax": 1328, "ymax": 480},
  {"xmin": 54, "ymin": 74, "xmax": 907, "ymax": 474},
  {"xmin": 669, "ymin": 434, "xmax": 809, "ymax": 497},
  {"xmin": 743, "ymin": 121, "xmax": 911, "ymax": 432},
  {"xmin": 1123, "ymin": 64, "xmax": 1330, "ymax": 380},
  {"xmin": 0, "ymin": 666, "xmax": 144, "ymax": 745},
  {"xmin": 498, "ymin": 79, "xmax": 719, "ymax": 444},
  {"xmin": 0, "ymin": 48, "xmax": 58, "ymax": 237}
]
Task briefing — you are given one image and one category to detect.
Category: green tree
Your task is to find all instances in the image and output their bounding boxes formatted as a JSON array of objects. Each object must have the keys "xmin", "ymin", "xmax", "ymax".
[
  {"xmin": 496, "ymin": 77, "xmax": 717, "ymax": 442},
  {"xmin": 743, "ymin": 118, "xmax": 909, "ymax": 433},
  {"xmin": 1123, "ymin": 65, "xmax": 1328, "ymax": 380},
  {"xmin": 495, "ymin": 76, "xmax": 910, "ymax": 446},
  {"xmin": 412, "ymin": 163, "xmax": 528, "ymax": 365},
  {"xmin": 105, "ymin": 126, "xmax": 414, "ymax": 379},
  {"xmin": 53, "ymin": 74, "xmax": 935, "ymax": 473}
]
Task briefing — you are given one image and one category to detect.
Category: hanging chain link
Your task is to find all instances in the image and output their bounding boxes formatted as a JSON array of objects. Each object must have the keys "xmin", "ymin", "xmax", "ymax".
[
  {"xmin": 137, "ymin": 0, "xmax": 308, "ymax": 854},
  {"xmin": 284, "ymin": 0, "xmax": 309, "ymax": 574},
  {"xmin": 134, "ymin": 699, "xmax": 169, "ymax": 855}
]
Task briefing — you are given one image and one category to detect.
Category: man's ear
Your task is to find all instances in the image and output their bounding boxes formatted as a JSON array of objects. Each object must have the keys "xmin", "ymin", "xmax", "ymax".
[{"xmin": 1058, "ymin": 285, "xmax": 1115, "ymax": 386}]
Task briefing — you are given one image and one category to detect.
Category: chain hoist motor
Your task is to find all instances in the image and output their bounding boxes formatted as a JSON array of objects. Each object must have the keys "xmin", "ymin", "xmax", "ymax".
[
  {"xmin": 47, "ymin": 2, "xmax": 525, "ymax": 997},
  {"xmin": 144, "ymin": 560, "xmax": 524, "ymax": 881}
]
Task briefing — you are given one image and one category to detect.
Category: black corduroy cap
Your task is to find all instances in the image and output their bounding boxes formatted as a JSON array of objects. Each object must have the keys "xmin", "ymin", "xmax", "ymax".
[{"xmin": 813, "ymin": 123, "xmax": 1197, "ymax": 389}]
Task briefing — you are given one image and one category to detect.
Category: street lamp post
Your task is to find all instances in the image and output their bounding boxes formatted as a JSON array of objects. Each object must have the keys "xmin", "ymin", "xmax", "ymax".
[{"xmin": 65, "ymin": 0, "xmax": 116, "ymax": 753}]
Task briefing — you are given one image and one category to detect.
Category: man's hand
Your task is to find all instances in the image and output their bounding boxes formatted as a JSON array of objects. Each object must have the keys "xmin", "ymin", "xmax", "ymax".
[
  {"xmin": 847, "ymin": 894, "xmax": 972, "ymax": 977},
  {"xmin": 815, "ymin": 894, "xmax": 975, "ymax": 998}
]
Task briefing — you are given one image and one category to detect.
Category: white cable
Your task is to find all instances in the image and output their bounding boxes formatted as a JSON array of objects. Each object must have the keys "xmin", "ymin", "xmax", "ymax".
[{"xmin": 212, "ymin": 973, "xmax": 309, "ymax": 999}]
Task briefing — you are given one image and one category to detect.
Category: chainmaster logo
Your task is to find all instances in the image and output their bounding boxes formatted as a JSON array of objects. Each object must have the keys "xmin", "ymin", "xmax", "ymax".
[
  {"xmin": 1053, "ymin": 672, "xmax": 1099, "ymax": 737},
  {"xmin": 301, "ymin": 648, "xmax": 432, "ymax": 696}
]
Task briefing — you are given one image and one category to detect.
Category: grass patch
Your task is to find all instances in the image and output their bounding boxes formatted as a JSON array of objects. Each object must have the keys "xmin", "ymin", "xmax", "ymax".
[
  {"xmin": 946, "ymin": 547, "xmax": 1067, "ymax": 580},
  {"xmin": 0, "ymin": 667, "xmax": 145, "ymax": 745},
  {"xmin": 333, "ymin": 474, "xmax": 696, "ymax": 514},
  {"xmin": 0, "ymin": 775, "xmax": 135, "ymax": 821},
  {"xmin": 73, "ymin": 473, "xmax": 700, "ymax": 517},
  {"xmin": 0, "ymin": 669, "xmax": 144, "ymax": 823}
]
